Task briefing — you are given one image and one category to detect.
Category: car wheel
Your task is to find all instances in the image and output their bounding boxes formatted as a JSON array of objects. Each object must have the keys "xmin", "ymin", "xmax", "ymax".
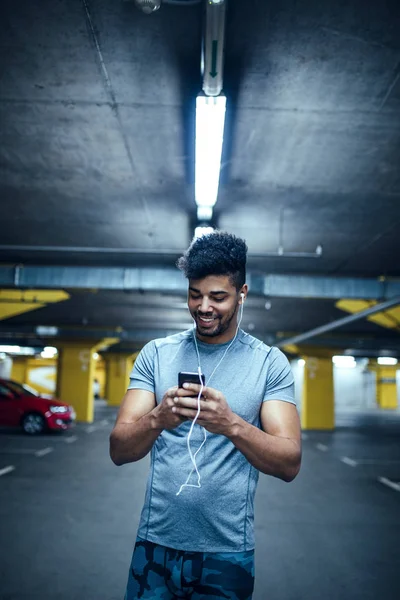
[{"xmin": 21, "ymin": 413, "xmax": 46, "ymax": 435}]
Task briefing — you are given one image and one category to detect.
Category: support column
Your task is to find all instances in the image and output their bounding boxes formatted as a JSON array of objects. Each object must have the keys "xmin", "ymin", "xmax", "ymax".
[
  {"xmin": 376, "ymin": 366, "xmax": 398, "ymax": 409},
  {"xmin": 11, "ymin": 357, "xmax": 29, "ymax": 384},
  {"xmin": 56, "ymin": 343, "xmax": 98, "ymax": 423},
  {"xmin": 105, "ymin": 352, "xmax": 138, "ymax": 407},
  {"xmin": 301, "ymin": 357, "xmax": 334, "ymax": 430}
]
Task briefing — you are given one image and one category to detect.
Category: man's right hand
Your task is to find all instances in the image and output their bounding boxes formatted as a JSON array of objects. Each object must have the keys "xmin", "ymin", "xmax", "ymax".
[{"xmin": 153, "ymin": 386, "xmax": 195, "ymax": 430}]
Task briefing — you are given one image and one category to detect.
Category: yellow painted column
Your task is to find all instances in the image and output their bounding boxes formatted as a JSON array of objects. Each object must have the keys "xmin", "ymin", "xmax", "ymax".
[
  {"xmin": 56, "ymin": 343, "xmax": 97, "ymax": 423},
  {"xmin": 302, "ymin": 357, "xmax": 334, "ymax": 430},
  {"xmin": 376, "ymin": 366, "xmax": 398, "ymax": 409},
  {"xmin": 11, "ymin": 357, "xmax": 29, "ymax": 384},
  {"xmin": 105, "ymin": 353, "xmax": 138, "ymax": 407}
]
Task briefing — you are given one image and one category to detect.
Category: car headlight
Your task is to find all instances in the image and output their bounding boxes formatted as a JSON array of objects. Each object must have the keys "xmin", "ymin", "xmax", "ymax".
[{"xmin": 49, "ymin": 405, "xmax": 68, "ymax": 414}]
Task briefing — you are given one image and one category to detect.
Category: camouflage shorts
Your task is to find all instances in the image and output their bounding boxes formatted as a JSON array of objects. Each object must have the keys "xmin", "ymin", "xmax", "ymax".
[{"xmin": 124, "ymin": 537, "xmax": 255, "ymax": 600}]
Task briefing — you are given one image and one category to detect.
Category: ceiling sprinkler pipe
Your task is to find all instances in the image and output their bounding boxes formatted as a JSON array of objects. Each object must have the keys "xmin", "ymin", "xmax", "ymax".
[{"xmin": 277, "ymin": 296, "xmax": 400, "ymax": 348}]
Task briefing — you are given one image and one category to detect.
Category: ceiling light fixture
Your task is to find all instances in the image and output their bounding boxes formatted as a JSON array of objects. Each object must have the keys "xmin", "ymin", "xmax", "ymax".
[
  {"xmin": 133, "ymin": 0, "xmax": 161, "ymax": 14},
  {"xmin": 195, "ymin": 94, "xmax": 226, "ymax": 222},
  {"xmin": 194, "ymin": 225, "xmax": 215, "ymax": 239},
  {"xmin": 41, "ymin": 346, "xmax": 58, "ymax": 359},
  {"xmin": 332, "ymin": 355, "xmax": 356, "ymax": 368},
  {"xmin": 377, "ymin": 357, "xmax": 398, "ymax": 365}
]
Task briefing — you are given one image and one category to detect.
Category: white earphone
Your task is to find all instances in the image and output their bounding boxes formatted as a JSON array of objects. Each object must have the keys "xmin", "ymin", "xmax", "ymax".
[{"xmin": 177, "ymin": 289, "xmax": 247, "ymax": 496}]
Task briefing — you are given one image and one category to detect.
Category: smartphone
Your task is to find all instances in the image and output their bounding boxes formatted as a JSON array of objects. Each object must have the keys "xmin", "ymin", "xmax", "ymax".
[{"xmin": 178, "ymin": 371, "xmax": 205, "ymax": 388}]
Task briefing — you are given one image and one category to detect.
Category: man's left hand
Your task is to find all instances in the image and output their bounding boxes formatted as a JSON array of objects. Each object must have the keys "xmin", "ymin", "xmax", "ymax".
[{"xmin": 172, "ymin": 383, "xmax": 237, "ymax": 437}]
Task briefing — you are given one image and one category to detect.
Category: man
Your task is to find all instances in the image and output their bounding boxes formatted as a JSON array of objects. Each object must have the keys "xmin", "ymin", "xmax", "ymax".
[{"xmin": 110, "ymin": 231, "xmax": 301, "ymax": 600}]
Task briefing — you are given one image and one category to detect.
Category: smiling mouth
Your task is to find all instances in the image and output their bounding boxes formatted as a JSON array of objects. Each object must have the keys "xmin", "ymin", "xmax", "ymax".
[{"xmin": 197, "ymin": 315, "xmax": 217, "ymax": 325}]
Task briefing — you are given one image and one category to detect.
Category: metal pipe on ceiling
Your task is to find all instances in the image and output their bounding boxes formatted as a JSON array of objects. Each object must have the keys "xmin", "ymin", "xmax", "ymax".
[
  {"xmin": 0, "ymin": 244, "xmax": 322, "ymax": 258},
  {"xmin": 202, "ymin": 0, "xmax": 226, "ymax": 96},
  {"xmin": 276, "ymin": 296, "xmax": 400, "ymax": 348}
]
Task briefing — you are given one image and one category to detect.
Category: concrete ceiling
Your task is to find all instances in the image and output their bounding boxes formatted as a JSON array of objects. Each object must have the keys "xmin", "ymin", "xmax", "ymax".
[{"xmin": 0, "ymin": 0, "xmax": 400, "ymax": 355}]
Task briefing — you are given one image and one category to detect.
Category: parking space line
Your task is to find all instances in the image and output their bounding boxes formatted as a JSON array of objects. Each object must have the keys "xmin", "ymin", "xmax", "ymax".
[
  {"xmin": 64, "ymin": 436, "xmax": 78, "ymax": 443},
  {"xmin": 0, "ymin": 465, "xmax": 15, "ymax": 476},
  {"xmin": 100, "ymin": 419, "xmax": 109, "ymax": 426},
  {"xmin": 86, "ymin": 425, "xmax": 97, "ymax": 433},
  {"xmin": 35, "ymin": 447, "xmax": 54, "ymax": 457},
  {"xmin": 341, "ymin": 456, "xmax": 358, "ymax": 467},
  {"xmin": 378, "ymin": 477, "xmax": 400, "ymax": 492},
  {"xmin": 316, "ymin": 443, "xmax": 328, "ymax": 452}
]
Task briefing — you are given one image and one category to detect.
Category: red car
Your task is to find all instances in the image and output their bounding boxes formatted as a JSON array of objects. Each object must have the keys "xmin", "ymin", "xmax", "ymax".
[{"xmin": 0, "ymin": 378, "xmax": 76, "ymax": 435}]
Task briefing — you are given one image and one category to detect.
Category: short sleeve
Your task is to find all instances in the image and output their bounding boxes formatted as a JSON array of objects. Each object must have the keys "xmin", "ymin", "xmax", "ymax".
[
  {"xmin": 263, "ymin": 347, "xmax": 295, "ymax": 405},
  {"xmin": 127, "ymin": 341, "xmax": 156, "ymax": 393}
]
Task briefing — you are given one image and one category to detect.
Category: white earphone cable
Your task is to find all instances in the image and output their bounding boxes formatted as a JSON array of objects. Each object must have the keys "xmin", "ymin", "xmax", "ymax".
[{"xmin": 176, "ymin": 295, "xmax": 245, "ymax": 495}]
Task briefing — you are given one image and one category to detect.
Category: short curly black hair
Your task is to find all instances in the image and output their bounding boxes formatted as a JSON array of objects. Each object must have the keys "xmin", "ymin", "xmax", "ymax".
[{"xmin": 177, "ymin": 231, "xmax": 248, "ymax": 290}]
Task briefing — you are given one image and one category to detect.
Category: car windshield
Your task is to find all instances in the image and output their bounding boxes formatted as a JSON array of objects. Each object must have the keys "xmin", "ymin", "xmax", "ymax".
[{"xmin": 6, "ymin": 381, "xmax": 39, "ymax": 397}]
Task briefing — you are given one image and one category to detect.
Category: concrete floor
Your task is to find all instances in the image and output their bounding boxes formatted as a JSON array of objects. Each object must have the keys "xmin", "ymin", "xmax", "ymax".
[{"xmin": 0, "ymin": 404, "xmax": 399, "ymax": 600}]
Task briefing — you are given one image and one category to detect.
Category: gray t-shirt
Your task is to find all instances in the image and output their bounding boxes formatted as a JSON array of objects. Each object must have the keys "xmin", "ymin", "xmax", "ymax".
[{"xmin": 128, "ymin": 328, "xmax": 295, "ymax": 552}]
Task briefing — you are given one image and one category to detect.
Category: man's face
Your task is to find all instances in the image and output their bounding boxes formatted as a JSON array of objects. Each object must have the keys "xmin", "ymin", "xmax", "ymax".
[{"xmin": 187, "ymin": 275, "xmax": 247, "ymax": 344}]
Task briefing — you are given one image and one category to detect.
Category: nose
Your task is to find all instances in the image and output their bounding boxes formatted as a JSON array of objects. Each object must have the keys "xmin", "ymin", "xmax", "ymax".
[{"xmin": 199, "ymin": 296, "xmax": 211, "ymax": 313}]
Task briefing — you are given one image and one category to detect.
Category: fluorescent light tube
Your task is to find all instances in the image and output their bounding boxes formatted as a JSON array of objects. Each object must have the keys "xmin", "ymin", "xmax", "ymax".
[
  {"xmin": 194, "ymin": 226, "xmax": 215, "ymax": 239},
  {"xmin": 377, "ymin": 357, "xmax": 398, "ymax": 365},
  {"xmin": 195, "ymin": 95, "xmax": 226, "ymax": 215},
  {"xmin": 332, "ymin": 355, "xmax": 356, "ymax": 368}
]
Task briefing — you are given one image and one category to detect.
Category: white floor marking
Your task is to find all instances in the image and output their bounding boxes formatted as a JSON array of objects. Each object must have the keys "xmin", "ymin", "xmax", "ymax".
[
  {"xmin": 35, "ymin": 447, "xmax": 53, "ymax": 457},
  {"xmin": 316, "ymin": 443, "xmax": 328, "ymax": 452},
  {"xmin": 378, "ymin": 477, "xmax": 400, "ymax": 492},
  {"xmin": 341, "ymin": 456, "xmax": 358, "ymax": 467},
  {"xmin": 86, "ymin": 425, "xmax": 97, "ymax": 433},
  {"xmin": 100, "ymin": 419, "xmax": 109, "ymax": 426},
  {"xmin": 0, "ymin": 465, "xmax": 15, "ymax": 476},
  {"xmin": 64, "ymin": 436, "xmax": 78, "ymax": 443},
  {"xmin": 301, "ymin": 433, "xmax": 308, "ymax": 440}
]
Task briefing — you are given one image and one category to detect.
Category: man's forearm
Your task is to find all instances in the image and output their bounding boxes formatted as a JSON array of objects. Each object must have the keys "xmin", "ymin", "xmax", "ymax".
[
  {"xmin": 228, "ymin": 417, "xmax": 301, "ymax": 482},
  {"xmin": 110, "ymin": 411, "xmax": 162, "ymax": 466}
]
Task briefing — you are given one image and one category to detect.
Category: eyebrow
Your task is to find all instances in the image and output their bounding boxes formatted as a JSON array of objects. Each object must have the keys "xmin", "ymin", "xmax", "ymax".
[{"xmin": 189, "ymin": 287, "xmax": 228, "ymax": 295}]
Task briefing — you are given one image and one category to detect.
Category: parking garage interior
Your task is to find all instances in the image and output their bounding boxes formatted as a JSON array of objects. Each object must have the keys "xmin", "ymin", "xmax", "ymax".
[{"xmin": 0, "ymin": 1, "xmax": 400, "ymax": 599}]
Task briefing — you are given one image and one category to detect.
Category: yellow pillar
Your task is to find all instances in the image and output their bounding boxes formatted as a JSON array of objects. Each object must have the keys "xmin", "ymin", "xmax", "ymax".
[
  {"xmin": 56, "ymin": 343, "xmax": 98, "ymax": 423},
  {"xmin": 56, "ymin": 339, "xmax": 119, "ymax": 421},
  {"xmin": 11, "ymin": 357, "xmax": 29, "ymax": 384},
  {"xmin": 302, "ymin": 357, "xmax": 334, "ymax": 430},
  {"xmin": 105, "ymin": 352, "xmax": 137, "ymax": 407},
  {"xmin": 376, "ymin": 366, "xmax": 398, "ymax": 409}
]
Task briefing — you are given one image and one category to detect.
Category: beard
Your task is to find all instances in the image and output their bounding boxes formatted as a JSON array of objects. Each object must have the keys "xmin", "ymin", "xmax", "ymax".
[{"xmin": 193, "ymin": 305, "xmax": 238, "ymax": 338}]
